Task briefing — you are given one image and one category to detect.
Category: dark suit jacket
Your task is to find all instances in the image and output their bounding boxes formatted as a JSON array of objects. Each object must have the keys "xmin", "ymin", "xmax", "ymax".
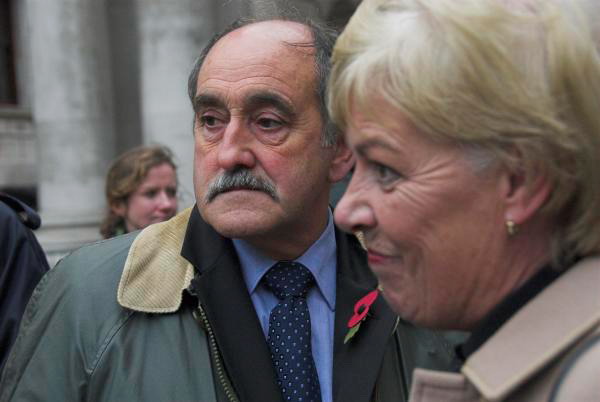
[{"xmin": 181, "ymin": 207, "xmax": 458, "ymax": 402}]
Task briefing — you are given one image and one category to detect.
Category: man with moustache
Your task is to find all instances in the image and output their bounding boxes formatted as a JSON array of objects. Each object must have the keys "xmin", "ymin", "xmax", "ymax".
[{"xmin": 0, "ymin": 18, "xmax": 458, "ymax": 402}]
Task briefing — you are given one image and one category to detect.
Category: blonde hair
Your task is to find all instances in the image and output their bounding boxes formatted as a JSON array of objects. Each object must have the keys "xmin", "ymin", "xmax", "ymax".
[{"xmin": 328, "ymin": 0, "xmax": 600, "ymax": 264}]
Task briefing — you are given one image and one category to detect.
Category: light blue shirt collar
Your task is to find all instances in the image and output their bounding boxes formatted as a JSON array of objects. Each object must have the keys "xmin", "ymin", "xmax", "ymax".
[{"xmin": 233, "ymin": 210, "xmax": 337, "ymax": 311}]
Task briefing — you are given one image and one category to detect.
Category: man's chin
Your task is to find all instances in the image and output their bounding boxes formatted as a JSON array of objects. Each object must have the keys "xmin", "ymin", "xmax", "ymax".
[
  {"xmin": 208, "ymin": 217, "xmax": 275, "ymax": 239},
  {"xmin": 199, "ymin": 200, "xmax": 280, "ymax": 238}
]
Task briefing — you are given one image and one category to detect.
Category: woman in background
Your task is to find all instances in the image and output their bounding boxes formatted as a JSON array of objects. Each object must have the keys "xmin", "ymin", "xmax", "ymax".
[
  {"xmin": 100, "ymin": 145, "xmax": 178, "ymax": 238},
  {"xmin": 328, "ymin": 0, "xmax": 600, "ymax": 400}
]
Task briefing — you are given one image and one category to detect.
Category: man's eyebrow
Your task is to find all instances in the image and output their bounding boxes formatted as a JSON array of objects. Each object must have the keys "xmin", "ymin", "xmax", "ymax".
[
  {"xmin": 192, "ymin": 93, "xmax": 226, "ymax": 113},
  {"xmin": 244, "ymin": 92, "xmax": 296, "ymax": 119}
]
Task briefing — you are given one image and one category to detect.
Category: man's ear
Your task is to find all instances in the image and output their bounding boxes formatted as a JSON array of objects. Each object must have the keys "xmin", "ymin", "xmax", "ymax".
[
  {"xmin": 501, "ymin": 163, "xmax": 552, "ymax": 226},
  {"xmin": 328, "ymin": 139, "xmax": 355, "ymax": 183}
]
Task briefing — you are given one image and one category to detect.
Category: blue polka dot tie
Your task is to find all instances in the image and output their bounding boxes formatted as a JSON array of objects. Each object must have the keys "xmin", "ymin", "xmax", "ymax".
[{"xmin": 263, "ymin": 261, "xmax": 322, "ymax": 402}]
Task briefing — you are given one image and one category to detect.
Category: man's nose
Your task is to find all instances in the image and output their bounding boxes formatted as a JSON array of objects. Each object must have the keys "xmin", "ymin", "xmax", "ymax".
[{"xmin": 217, "ymin": 119, "xmax": 256, "ymax": 171}]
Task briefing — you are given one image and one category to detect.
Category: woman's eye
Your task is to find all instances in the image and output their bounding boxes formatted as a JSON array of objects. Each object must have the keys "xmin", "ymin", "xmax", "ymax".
[
  {"xmin": 372, "ymin": 162, "xmax": 401, "ymax": 185},
  {"xmin": 144, "ymin": 190, "xmax": 158, "ymax": 198},
  {"xmin": 166, "ymin": 188, "xmax": 177, "ymax": 198}
]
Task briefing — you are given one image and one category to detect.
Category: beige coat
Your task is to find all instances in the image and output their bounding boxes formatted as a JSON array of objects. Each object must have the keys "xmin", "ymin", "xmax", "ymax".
[{"xmin": 409, "ymin": 256, "xmax": 600, "ymax": 402}]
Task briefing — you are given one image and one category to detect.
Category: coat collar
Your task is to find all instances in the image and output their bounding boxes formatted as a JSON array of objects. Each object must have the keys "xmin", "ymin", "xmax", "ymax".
[
  {"xmin": 462, "ymin": 256, "xmax": 600, "ymax": 401},
  {"xmin": 117, "ymin": 207, "xmax": 194, "ymax": 313}
]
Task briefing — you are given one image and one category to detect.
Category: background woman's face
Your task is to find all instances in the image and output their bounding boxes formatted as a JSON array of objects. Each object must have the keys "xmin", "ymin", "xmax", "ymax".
[
  {"xmin": 334, "ymin": 103, "xmax": 510, "ymax": 330},
  {"xmin": 119, "ymin": 162, "xmax": 178, "ymax": 232}
]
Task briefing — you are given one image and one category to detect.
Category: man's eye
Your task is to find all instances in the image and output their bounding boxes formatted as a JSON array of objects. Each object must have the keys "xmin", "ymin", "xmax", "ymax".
[
  {"xmin": 256, "ymin": 117, "xmax": 283, "ymax": 130},
  {"xmin": 199, "ymin": 115, "xmax": 220, "ymax": 127}
]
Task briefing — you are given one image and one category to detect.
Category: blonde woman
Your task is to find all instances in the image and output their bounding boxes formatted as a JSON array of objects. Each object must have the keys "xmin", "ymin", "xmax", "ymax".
[{"xmin": 329, "ymin": 0, "xmax": 600, "ymax": 400}]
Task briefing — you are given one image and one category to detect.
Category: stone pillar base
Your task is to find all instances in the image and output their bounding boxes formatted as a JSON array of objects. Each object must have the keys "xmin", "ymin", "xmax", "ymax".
[{"xmin": 36, "ymin": 215, "xmax": 103, "ymax": 267}]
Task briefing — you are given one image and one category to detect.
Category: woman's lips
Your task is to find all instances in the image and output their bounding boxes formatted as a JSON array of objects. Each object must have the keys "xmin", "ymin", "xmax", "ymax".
[{"xmin": 367, "ymin": 249, "xmax": 390, "ymax": 265}]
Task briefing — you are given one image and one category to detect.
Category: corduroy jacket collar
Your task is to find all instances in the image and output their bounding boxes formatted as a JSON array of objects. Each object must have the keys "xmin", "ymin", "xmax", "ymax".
[{"xmin": 117, "ymin": 207, "xmax": 194, "ymax": 313}]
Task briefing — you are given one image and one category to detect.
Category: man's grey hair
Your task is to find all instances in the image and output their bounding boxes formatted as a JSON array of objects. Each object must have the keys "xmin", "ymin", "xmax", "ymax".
[{"xmin": 187, "ymin": 16, "xmax": 339, "ymax": 147}]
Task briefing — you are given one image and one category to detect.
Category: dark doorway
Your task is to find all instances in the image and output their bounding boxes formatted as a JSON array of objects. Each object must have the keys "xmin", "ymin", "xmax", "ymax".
[{"xmin": 0, "ymin": 0, "xmax": 17, "ymax": 105}]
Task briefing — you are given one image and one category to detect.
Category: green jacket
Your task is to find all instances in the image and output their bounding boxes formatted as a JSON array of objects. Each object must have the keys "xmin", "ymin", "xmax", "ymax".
[{"xmin": 0, "ymin": 208, "xmax": 459, "ymax": 402}]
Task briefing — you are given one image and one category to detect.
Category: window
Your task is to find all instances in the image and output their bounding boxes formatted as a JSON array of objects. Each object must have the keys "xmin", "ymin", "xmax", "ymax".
[{"xmin": 0, "ymin": 0, "xmax": 17, "ymax": 105}]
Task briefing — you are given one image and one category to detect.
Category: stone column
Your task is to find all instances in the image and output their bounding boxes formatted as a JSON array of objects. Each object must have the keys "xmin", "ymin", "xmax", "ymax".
[
  {"xmin": 248, "ymin": 0, "xmax": 335, "ymax": 22},
  {"xmin": 26, "ymin": 0, "xmax": 115, "ymax": 264},
  {"xmin": 216, "ymin": 0, "xmax": 251, "ymax": 29},
  {"xmin": 136, "ymin": 0, "xmax": 216, "ymax": 208},
  {"xmin": 107, "ymin": 0, "xmax": 143, "ymax": 153}
]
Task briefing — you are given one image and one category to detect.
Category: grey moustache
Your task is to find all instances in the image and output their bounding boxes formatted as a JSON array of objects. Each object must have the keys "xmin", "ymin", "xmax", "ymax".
[{"xmin": 206, "ymin": 168, "xmax": 278, "ymax": 202}]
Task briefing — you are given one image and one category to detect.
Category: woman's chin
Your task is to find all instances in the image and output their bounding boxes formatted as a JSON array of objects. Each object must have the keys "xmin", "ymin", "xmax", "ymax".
[{"xmin": 381, "ymin": 292, "xmax": 419, "ymax": 322}]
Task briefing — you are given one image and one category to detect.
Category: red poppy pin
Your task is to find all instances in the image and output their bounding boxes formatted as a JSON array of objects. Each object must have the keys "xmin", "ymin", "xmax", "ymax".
[{"xmin": 344, "ymin": 289, "xmax": 379, "ymax": 344}]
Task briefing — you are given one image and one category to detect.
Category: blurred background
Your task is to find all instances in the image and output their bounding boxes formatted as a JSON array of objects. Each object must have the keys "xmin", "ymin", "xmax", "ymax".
[{"xmin": 0, "ymin": 0, "xmax": 358, "ymax": 264}]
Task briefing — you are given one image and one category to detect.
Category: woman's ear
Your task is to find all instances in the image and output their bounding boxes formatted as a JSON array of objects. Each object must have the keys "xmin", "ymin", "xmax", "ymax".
[
  {"xmin": 328, "ymin": 139, "xmax": 355, "ymax": 183},
  {"xmin": 501, "ymin": 164, "xmax": 552, "ymax": 225},
  {"xmin": 111, "ymin": 201, "xmax": 127, "ymax": 218}
]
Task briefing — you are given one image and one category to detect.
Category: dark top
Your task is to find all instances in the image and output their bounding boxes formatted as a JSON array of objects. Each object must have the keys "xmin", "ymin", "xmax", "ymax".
[
  {"xmin": 457, "ymin": 266, "xmax": 563, "ymax": 361},
  {"xmin": 0, "ymin": 193, "xmax": 50, "ymax": 373}
]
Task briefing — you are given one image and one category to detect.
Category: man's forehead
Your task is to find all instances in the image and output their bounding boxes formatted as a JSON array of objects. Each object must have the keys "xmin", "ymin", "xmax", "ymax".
[
  {"xmin": 221, "ymin": 20, "xmax": 313, "ymax": 48},
  {"xmin": 204, "ymin": 20, "xmax": 315, "ymax": 66},
  {"xmin": 195, "ymin": 20, "xmax": 318, "ymax": 100}
]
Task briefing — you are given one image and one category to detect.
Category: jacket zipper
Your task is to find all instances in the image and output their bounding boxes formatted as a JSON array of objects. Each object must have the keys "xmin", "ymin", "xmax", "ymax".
[{"xmin": 193, "ymin": 303, "xmax": 240, "ymax": 402}]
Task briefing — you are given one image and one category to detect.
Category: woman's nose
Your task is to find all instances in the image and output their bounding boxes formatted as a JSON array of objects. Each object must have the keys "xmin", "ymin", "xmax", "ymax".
[
  {"xmin": 334, "ymin": 175, "xmax": 376, "ymax": 233},
  {"xmin": 156, "ymin": 191, "xmax": 177, "ymax": 211}
]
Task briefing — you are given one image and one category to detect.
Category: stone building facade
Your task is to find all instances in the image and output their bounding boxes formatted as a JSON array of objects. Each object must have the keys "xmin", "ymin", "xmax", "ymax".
[{"xmin": 0, "ymin": 0, "xmax": 359, "ymax": 264}]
